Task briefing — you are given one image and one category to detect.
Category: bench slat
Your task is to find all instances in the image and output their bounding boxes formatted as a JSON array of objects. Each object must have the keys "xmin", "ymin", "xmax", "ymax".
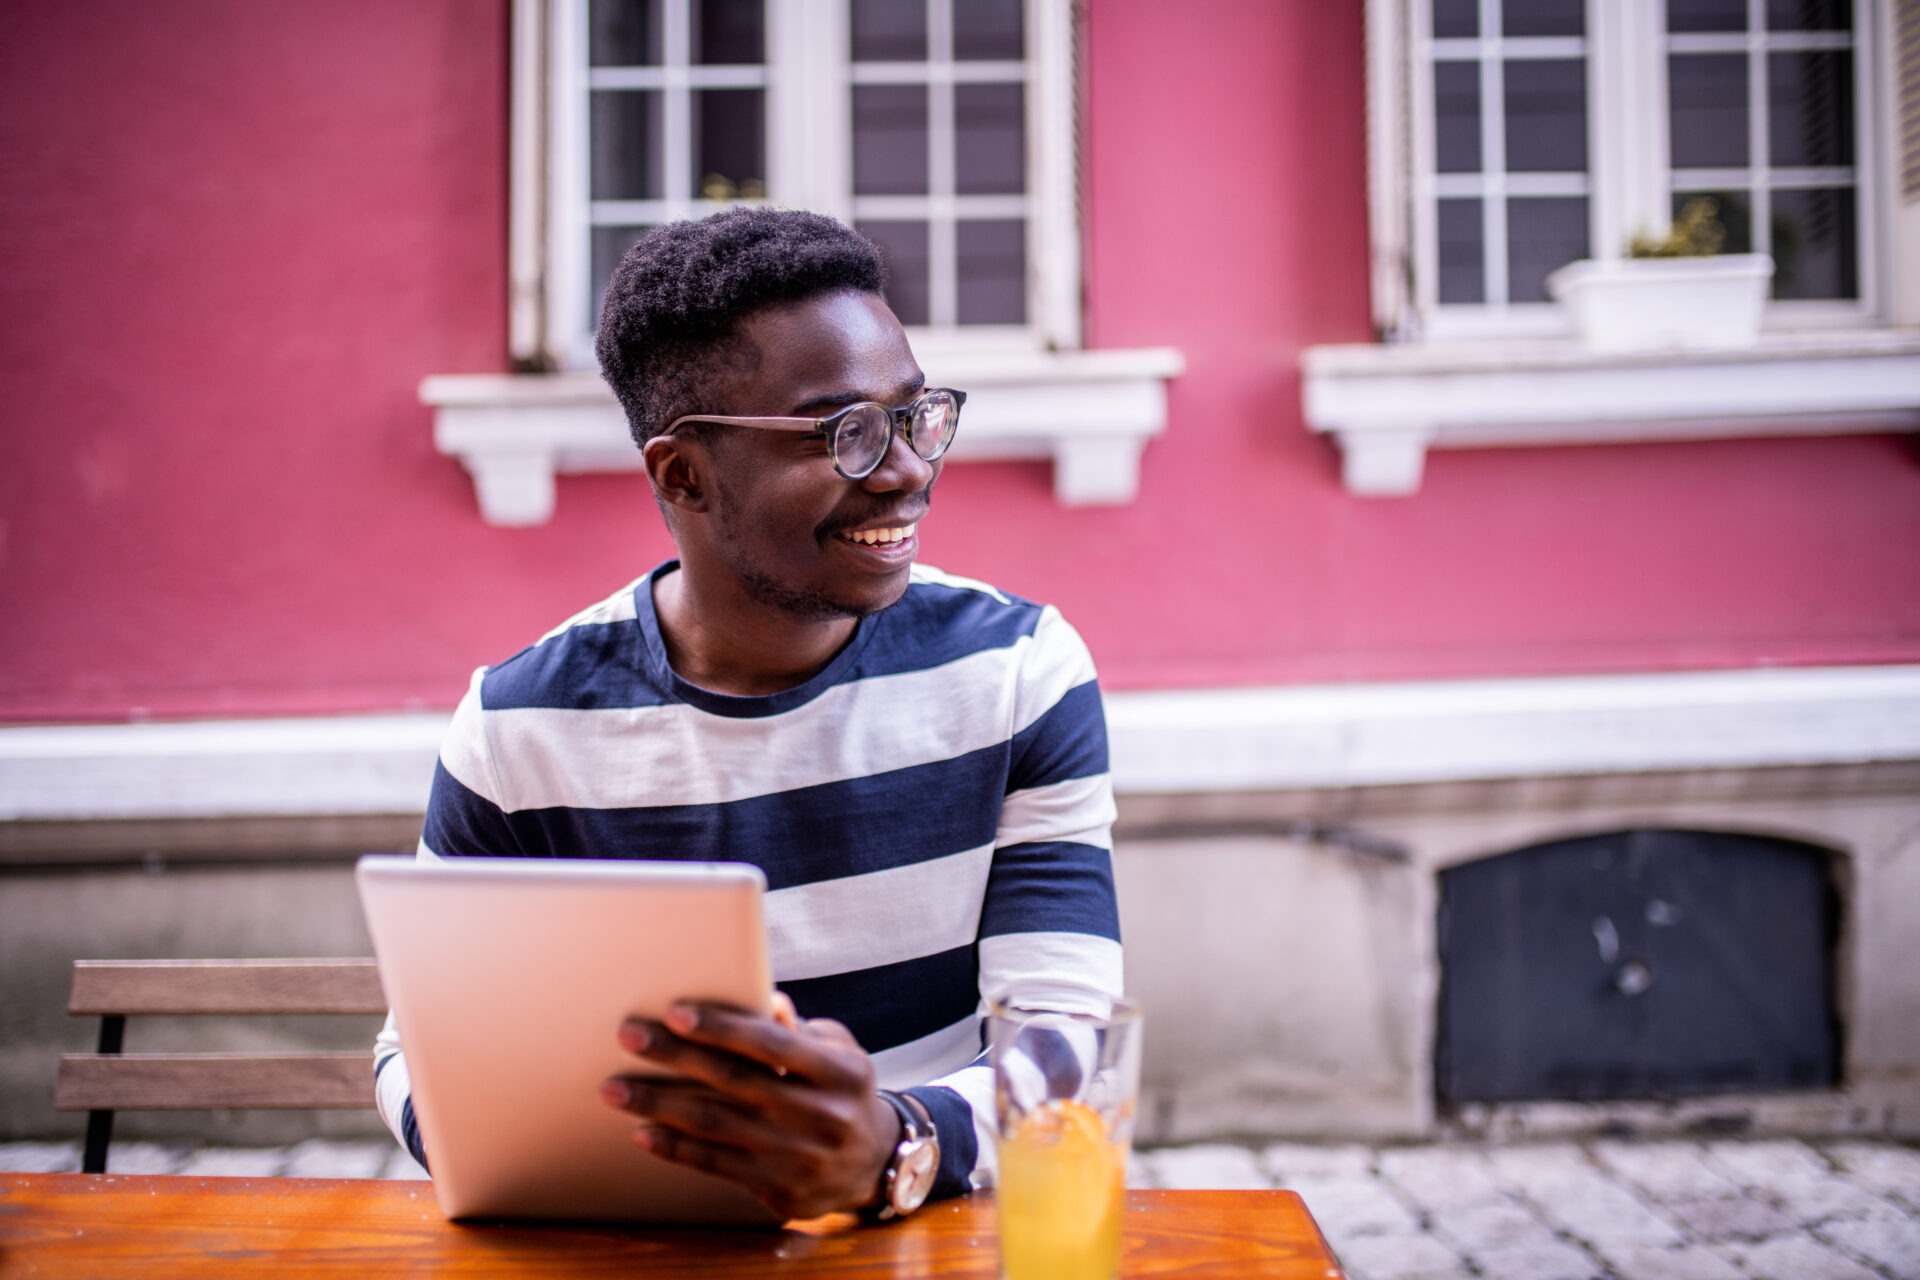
[
  {"xmin": 54, "ymin": 1053, "xmax": 376, "ymax": 1111},
  {"xmin": 67, "ymin": 960, "xmax": 386, "ymax": 1016}
]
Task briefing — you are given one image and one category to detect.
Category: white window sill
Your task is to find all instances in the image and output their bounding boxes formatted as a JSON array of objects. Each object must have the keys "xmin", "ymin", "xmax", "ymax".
[
  {"xmin": 423, "ymin": 346, "xmax": 1186, "ymax": 526},
  {"xmin": 1301, "ymin": 330, "xmax": 1920, "ymax": 495}
]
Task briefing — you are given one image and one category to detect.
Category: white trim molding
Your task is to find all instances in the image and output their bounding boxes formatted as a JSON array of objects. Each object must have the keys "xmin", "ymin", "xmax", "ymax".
[
  {"xmin": 1302, "ymin": 330, "xmax": 1920, "ymax": 494},
  {"xmin": 5, "ymin": 665, "xmax": 1918, "ymax": 821},
  {"xmin": 425, "ymin": 345, "xmax": 1185, "ymax": 524}
]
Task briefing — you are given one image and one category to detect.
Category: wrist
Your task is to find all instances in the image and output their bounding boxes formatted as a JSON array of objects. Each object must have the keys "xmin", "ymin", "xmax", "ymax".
[{"xmin": 856, "ymin": 1091, "xmax": 903, "ymax": 1212}]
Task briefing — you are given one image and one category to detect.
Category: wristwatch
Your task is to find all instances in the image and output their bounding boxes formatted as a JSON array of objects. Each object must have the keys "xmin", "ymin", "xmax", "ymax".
[{"xmin": 873, "ymin": 1089, "xmax": 940, "ymax": 1220}]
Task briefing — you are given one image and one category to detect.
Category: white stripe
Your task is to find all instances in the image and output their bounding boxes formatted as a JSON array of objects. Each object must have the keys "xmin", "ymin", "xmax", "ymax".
[
  {"xmin": 765, "ymin": 844, "xmax": 993, "ymax": 982},
  {"xmin": 532, "ymin": 578, "xmax": 642, "ymax": 645},
  {"xmin": 437, "ymin": 670, "xmax": 501, "ymax": 801},
  {"xmin": 996, "ymin": 774, "xmax": 1115, "ymax": 849},
  {"xmin": 372, "ymin": 1013, "xmax": 413, "ymax": 1143},
  {"xmin": 978, "ymin": 934, "xmax": 1123, "ymax": 1011},
  {"xmin": 476, "ymin": 642, "xmax": 1045, "ymax": 812},
  {"xmin": 910, "ymin": 562, "xmax": 1009, "ymax": 603},
  {"xmin": 871, "ymin": 1013, "xmax": 985, "ymax": 1091},
  {"xmin": 1010, "ymin": 608, "xmax": 1099, "ymax": 737}
]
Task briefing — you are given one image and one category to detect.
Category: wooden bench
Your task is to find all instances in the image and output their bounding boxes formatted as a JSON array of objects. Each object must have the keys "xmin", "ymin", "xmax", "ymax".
[{"xmin": 53, "ymin": 959, "xmax": 387, "ymax": 1173}]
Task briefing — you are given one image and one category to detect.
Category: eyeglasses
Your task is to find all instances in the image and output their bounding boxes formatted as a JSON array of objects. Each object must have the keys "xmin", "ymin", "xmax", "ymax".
[{"xmin": 665, "ymin": 388, "xmax": 965, "ymax": 481}]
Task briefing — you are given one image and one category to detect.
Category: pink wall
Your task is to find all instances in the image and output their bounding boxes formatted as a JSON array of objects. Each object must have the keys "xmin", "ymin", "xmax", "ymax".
[{"xmin": 4, "ymin": 1, "xmax": 1918, "ymax": 723}]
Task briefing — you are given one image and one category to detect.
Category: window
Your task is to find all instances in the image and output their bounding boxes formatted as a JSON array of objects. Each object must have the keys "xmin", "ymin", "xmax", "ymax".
[
  {"xmin": 1375, "ymin": 0, "xmax": 1881, "ymax": 340},
  {"xmin": 1310, "ymin": 0, "xmax": 1915, "ymax": 494},
  {"xmin": 437, "ymin": 0, "xmax": 1180, "ymax": 524},
  {"xmin": 523, "ymin": 0, "xmax": 1081, "ymax": 370}
]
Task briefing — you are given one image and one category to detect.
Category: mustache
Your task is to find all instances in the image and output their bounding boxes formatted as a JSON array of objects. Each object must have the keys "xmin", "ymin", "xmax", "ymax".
[{"xmin": 820, "ymin": 485, "xmax": 934, "ymax": 537}]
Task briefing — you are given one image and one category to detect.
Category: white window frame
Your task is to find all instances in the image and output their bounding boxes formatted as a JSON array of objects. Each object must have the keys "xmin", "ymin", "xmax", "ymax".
[
  {"xmin": 1311, "ymin": 0, "xmax": 1920, "ymax": 495},
  {"xmin": 435, "ymin": 0, "xmax": 1182, "ymax": 525},
  {"xmin": 1385, "ymin": 0, "xmax": 1884, "ymax": 341},
  {"xmin": 523, "ymin": 0, "xmax": 1082, "ymax": 370}
]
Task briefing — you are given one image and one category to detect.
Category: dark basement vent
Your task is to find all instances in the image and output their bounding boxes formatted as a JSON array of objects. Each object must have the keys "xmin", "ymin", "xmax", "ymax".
[{"xmin": 1436, "ymin": 828, "xmax": 1840, "ymax": 1105}]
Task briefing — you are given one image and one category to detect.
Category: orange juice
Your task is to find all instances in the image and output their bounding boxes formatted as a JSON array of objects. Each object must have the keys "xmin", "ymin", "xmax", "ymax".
[{"xmin": 996, "ymin": 1100, "xmax": 1125, "ymax": 1280}]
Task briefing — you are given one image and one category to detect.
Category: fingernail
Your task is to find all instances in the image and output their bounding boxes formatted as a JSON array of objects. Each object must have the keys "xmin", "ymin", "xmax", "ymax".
[
  {"xmin": 620, "ymin": 1021, "xmax": 651, "ymax": 1052},
  {"xmin": 632, "ymin": 1126, "xmax": 657, "ymax": 1151},
  {"xmin": 600, "ymin": 1080, "xmax": 630, "ymax": 1107},
  {"xmin": 666, "ymin": 1004, "xmax": 697, "ymax": 1033}
]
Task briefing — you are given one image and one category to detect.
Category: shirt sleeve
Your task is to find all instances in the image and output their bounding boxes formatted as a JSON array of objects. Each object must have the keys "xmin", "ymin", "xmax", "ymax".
[
  {"xmin": 916, "ymin": 606, "xmax": 1124, "ymax": 1195},
  {"xmin": 372, "ymin": 669, "xmax": 505, "ymax": 1169}
]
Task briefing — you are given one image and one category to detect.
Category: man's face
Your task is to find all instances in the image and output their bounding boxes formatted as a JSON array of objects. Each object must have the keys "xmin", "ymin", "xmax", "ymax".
[{"xmin": 696, "ymin": 289, "xmax": 940, "ymax": 621}]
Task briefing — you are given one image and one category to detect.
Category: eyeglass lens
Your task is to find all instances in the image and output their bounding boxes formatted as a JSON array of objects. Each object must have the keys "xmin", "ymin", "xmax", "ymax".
[{"xmin": 830, "ymin": 392, "xmax": 958, "ymax": 477}]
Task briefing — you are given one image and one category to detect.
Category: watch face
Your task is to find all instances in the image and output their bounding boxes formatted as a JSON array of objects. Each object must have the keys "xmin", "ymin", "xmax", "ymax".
[{"xmin": 895, "ymin": 1141, "xmax": 939, "ymax": 1210}]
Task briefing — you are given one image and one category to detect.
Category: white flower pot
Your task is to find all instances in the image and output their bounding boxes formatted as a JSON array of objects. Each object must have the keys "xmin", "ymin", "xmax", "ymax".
[{"xmin": 1546, "ymin": 254, "xmax": 1774, "ymax": 353}]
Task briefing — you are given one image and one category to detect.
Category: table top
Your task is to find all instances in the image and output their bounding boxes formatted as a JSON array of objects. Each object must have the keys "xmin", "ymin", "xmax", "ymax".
[{"xmin": 0, "ymin": 1173, "xmax": 1345, "ymax": 1279}]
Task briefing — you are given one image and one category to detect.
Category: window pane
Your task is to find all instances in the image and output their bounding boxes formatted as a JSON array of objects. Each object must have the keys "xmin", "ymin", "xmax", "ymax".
[
  {"xmin": 955, "ymin": 83, "xmax": 1024, "ymax": 194},
  {"xmin": 1502, "ymin": 0, "xmax": 1583, "ymax": 38},
  {"xmin": 592, "ymin": 225, "xmax": 654, "ymax": 328},
  {"xmin": 858, "ymin": 220, "xmax": 931, "ymax": 324},
  {"xmin": 954, "ymin": 0, "xmax": 1023, "ymax": 60},
  {"xmin": 592, "ymin": 91, "xmax": 663, "ymax": 199},
  {"xmin": 1771, "ymin": 187, "xmax": 1857, "ymax": 299},
  {"xmin": 1431, "ymin": 0, "xmax": 1477, "ymax": 38},
  {"xmin": 853, "ymin": 85, "xmax": 929, "ymax": 195},
  {"xmin": 1667, "ymin": 0, "xmax": 1747, "ymax": 32},
  {"xmin": 1669, "ymin": 55, "xmax": 1749, "ymax": 168},
  {"xmin": 694, "ymin": 0, "xmax": 763, "ymax": 64},
  {"xmin": 1437, "ymin": 198, "xmax": 1485, "ymax": 304},
  {"xmin": 591, "ymin": 0, "xmax": 662, "ymax": 65},
  {"xmin": 1507, "ymin": 196, "xmax": 1587, "ymax": 302},
  {"xmin": 693, "ymin": 89, "xmax": 764, "ymax": 200},
  {"xmin": 1671, "ymin": 189, "xmax": 1754, "ymax": 254},
  {"xmin": 957, "ymin": 219, "xmax": 1025, "ymax": 324},
  {"xmin": 851, "ymin": 0, "xmax": 927, "ymax": 61},
  {"xmin": 1769, "ymin": 51, "xmax": 1854, "ymax": 168},
  {"xmin": 1435, "ymin": 61, "xmax": 1482, "ymax": 174},
  {"xmin": 1767, "ymin": 0, "xmax": 1851, "ymax": 31},
  {"xmin": 1505, "ymin": 59, "xmax": 1586, "ymax": 173}
]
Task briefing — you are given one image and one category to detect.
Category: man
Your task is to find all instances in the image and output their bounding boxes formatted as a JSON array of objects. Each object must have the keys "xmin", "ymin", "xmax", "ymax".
[{"xmin": 375, "ymin": 207, "xmax": 1122, "ymax": 1221}]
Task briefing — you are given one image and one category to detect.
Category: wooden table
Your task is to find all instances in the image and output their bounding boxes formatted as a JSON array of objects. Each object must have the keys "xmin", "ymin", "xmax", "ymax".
[{"xmin": 0, "ymin": 1173, "xmax": 1345, "ymax": 1278}]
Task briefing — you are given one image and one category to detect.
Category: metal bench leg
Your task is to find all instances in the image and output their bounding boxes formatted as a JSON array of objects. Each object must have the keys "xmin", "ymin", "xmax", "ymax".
[{"xmin": 82, "ymin": 1014, "xmax": 125, "ymax": 1174}]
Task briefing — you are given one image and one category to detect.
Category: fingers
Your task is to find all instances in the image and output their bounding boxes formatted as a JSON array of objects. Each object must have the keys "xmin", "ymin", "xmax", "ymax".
[
  {"xmin": 599, "ymin": 1076, "xmax": 779, "ymax": 1151},
  {"xmin": 626, "ymin": 1003, "xmax": 870, "ymax": 1095}
]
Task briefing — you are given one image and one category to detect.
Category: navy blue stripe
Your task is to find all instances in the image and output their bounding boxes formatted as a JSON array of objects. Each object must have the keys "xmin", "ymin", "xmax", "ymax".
[
  {"xmin": 400, "ymin": 1096, "xmax": 430, "ymax": 1173},
  {"xmin": 979, "ymin": 841, "xmax": 1121, "ymax": 942},
  {"xmin": 374, "ymin": 1053, "xmax": 394, "ymax": 1082},
  {"xmin": 907, "ymin": 1083, "xmax": 980, "ymax": 1200},
  {"xmin": 479, "ymin": 571, "xmax": 1046, "ymax": 713},
  {"xmin": 854, "ymin": 580, "xmax": 1045, "ymax": 679},
  {"xmin": 481, "ymin": 748, "xmax": 1010, "ymax": 888},
  {"xmin": 482, "ymin": 621, "xmax": 665, "ymax": 712},
  {"xmin": 422, "ymin": 761, "xmax": 534, "ymax": 860},
  {"xmin": 778, "ymin": 946, "xmax": 979, "ymax": 1053},
  {"xmin": 1008, "ymin": 679, "xmax": 1108, "ymax": 792}
]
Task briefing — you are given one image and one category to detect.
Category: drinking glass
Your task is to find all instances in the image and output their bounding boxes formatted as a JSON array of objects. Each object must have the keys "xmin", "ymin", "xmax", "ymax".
[{"xmin": 989, "ymin": 997, "xmax": 1143, "ymax": 1280}]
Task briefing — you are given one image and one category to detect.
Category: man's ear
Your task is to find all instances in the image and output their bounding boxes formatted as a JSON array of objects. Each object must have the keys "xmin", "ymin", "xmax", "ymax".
[{"xmin": 643, "ymin": 434, "xmax": 709, "ymax": 512}]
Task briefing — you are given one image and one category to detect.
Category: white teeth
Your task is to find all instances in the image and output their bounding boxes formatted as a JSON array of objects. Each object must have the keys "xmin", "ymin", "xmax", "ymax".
[{"xmin": 846, "ymin": 525, "xmax": 912, "ymax": 545}]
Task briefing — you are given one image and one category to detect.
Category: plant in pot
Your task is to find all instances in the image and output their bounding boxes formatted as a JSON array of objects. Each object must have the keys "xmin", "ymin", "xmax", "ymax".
[{"xmin": 1546, "ymin": 199, "xmax": 1774, "ymax": 353}]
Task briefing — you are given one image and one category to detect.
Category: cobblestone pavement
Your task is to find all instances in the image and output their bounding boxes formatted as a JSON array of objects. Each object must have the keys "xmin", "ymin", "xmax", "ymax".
[{"xmin": 4, "ymin": 1136, "xmax": 1916, "ymax": 1278}]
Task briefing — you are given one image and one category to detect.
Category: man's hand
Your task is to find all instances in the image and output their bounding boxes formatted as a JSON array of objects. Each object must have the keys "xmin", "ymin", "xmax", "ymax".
[{"xmin": 598, "ymin": 996, "xmax": 903, "ymax": 1220}]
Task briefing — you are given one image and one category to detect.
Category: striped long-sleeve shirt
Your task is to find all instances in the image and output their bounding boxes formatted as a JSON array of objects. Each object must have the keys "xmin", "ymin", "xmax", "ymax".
[{"xmin": 374, "ymin": 560, "xmax": 1122, "ymax": 1199}]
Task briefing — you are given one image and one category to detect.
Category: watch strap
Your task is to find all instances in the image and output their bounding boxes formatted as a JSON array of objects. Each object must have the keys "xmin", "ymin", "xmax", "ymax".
[{"xmin": 871, "ymin": 1090, "xmax": 935, "ymax": 1221}]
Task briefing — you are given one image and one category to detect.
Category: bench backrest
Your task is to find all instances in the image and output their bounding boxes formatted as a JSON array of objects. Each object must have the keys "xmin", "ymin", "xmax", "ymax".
[{"xmin": 54, "ymin": 958, "xmax": 387, "ymax": 1172}]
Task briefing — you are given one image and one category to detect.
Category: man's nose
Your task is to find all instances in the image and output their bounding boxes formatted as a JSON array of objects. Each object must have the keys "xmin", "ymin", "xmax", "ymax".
[{"xmin": 860, "ymin": 428, "xmax": 937, "ymax": 493}]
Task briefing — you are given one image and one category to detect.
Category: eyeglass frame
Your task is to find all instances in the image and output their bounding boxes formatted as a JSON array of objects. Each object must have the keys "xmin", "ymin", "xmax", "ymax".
[{"xmin": 663, "ymin": 387, "xmax": 966, "ymax": 481}]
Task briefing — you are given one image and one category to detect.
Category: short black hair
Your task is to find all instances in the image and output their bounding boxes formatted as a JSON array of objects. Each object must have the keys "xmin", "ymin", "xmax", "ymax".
[{"xmin": 595, "ymin": 207, "xmax": 887, "ymax": 447}]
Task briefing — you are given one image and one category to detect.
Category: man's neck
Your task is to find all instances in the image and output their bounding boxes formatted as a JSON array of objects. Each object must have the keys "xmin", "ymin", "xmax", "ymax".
[{"xmin": 652, "ymin": 564, "xmax": 860, "ymax": 697}]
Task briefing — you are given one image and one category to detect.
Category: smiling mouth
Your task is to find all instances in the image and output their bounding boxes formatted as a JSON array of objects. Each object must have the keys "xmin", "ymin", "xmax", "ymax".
[{"xmin": 836, "ymin": 524, "xmax": 916, "ymax": 546}]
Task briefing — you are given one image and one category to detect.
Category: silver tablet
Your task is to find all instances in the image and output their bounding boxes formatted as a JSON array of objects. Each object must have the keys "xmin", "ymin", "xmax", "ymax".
[{"xmin": 355, "ymin": 854, "xmax": 781, "ymax": 1224}]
